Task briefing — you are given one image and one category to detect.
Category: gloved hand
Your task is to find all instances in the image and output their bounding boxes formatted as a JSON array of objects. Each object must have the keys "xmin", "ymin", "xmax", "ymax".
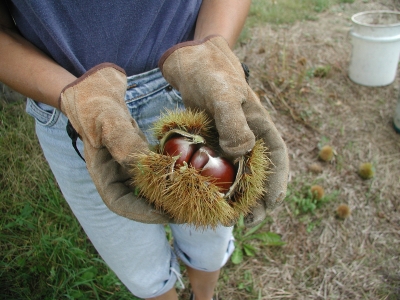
[
  {"xmin": 159, "ymin": 35, "xmax": 289, "ymax": 227},
  {"xmin": 59, "ymin": 63, "xmax": 172, "ymax": 224}
]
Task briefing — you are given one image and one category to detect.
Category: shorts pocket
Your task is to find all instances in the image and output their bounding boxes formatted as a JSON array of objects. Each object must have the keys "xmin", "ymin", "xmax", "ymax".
[{"xmin": 26, "ymin": 98, "xmax": 61, "ymax": 127}]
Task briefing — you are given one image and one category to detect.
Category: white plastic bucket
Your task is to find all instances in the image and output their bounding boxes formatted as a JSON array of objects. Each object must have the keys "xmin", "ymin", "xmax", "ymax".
[{"xmin": 348, "ymin": 11, "xmax": 400, "ymax": 87}]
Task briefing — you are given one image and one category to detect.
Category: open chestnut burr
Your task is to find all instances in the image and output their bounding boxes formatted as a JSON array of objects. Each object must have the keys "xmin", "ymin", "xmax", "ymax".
[{"xmin": 130, "ymin": 109, "xmax": 271, "ymax": 228}]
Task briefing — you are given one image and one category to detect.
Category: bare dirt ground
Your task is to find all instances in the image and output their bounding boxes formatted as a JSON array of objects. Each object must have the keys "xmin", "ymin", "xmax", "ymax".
[{"xmin": 210, "ymin": 0, "xmax": 400, "ymax": 299}]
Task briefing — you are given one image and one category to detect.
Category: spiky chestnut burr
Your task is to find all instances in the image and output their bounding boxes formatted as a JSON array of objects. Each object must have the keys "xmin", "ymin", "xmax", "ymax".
[
  {"xmin": 310, "ymin": 185, "xmax": 325, "ymax": 200},
  {"xmin": 319, "ymin": 145, "xmax": 334, "ymax": 162},
  {"xmin": 358, "ymin": 162, "xmax": 375, "ymax": 180},
  {"xmin": 152, "ymin": 109, "xmax": 218, "ymax": 151},
  {"xmin": 336, "ymin": 204, "xmax": 351, "ymax": 219},
  {"xmin": 228, "ymin": 140, "xmax": 271, "ymax": 215},
  {"xmin": 308, "ymin": 163, "xmax": 323, "ymax": 174},
  {"xmin": 130, "ymin": 109, "xmax": 270, "ymax": 228}
]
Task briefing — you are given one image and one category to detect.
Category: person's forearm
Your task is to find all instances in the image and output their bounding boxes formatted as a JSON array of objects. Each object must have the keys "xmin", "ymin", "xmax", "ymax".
[
  {"xmin": 194, "ymin": 0, "xmax": 251, "ymax": 48},
  {"xmin": 0, "ymin": 4, "xmax": 76, "ymax": 108}
]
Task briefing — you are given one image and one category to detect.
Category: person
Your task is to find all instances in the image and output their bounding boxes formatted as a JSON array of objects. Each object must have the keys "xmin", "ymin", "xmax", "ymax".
[{"xmin": 0, "ymin": 1, "xmax": 289, "ymax": 299}]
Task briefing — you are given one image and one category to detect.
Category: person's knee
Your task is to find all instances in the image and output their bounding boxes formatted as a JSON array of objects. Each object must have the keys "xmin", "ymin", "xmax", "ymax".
[
  {"xmin": 122, "ymin": 271, "xmax": 177, "ymax": 299},
  {"xmin": 187, "ymin": 253, "xmax": 226, "ymax": 272},
  {"xmin": 172, "ymin": 225, "xmax": 235, "ymax": 272},
  {"xmin": 175, "ymin": 237, "xmax": 235, "ymax": 272}
]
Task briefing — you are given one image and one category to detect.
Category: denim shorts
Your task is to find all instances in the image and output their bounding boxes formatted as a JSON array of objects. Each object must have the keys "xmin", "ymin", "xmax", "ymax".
[{"xmin": 25, "ymin": 68, "xmax": 234, "ymax": 299}]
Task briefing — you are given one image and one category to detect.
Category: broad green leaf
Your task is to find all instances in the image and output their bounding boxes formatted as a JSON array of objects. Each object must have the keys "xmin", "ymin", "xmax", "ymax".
[
  {"xmin": 243, "ymin": 217, "xmax": 269, "ymax": 238},
  {"xmin": 248, "ymin": 232, "xmax": 271, "ymax": 242},
  {"xmin": 263, "ymin": 232, "xmax": 286, "ymax": 246},
  {"xmin": 231, "ymin": 247, "xmax": 244, "ymax": 264},
  {"xmin": 237, "ymin": 214, "xmax": 245, "ymax": 228},
  {"xmin": 243, "ymin": 243, "xmax": 257, "ymax": 256}
]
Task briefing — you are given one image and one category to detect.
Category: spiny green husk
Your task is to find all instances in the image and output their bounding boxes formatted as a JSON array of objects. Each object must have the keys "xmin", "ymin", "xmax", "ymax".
[{"xmin": 130, "ymin": 109, "xmax": 270, "ymax": 228}]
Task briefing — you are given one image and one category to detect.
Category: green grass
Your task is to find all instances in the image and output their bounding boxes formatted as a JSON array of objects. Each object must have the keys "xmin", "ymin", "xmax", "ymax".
[
  {"xmin": 248, "ymin": 0, "xmax": 354, "ymax": 26},
  {"xmin": 239, "ymin": 0, "xmax": 355, "ymax": 42},
  {"xmin": 286, "ymin": 182, "xmax": 339, "ymax": 216},
  {"xmin": 0, "ymin": 100, "xmax": 138, "ymax": 300}
]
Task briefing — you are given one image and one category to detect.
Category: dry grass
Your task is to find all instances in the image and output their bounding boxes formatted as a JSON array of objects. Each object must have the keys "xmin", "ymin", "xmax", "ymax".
[{"xmin": 207, "ymin": 0, "xmax": 400, "ymax": 299}]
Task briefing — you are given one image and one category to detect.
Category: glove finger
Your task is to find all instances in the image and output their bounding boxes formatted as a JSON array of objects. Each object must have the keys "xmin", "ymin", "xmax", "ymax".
[
  {"xmin": 210, "ymin": 99, "xmax": 255, "ymax": 158},
  {"xmin": 84, "ymin": 142, "xmax": 173, "ymax": 224},
  {"xmin": 243, "ymin": 89, "xmax": 289, "ymax": 209},
  {"xmin": 100, "ymin": 114, "xmax": 150, "ymax": 170},
  {"xmin": 244, "ymin": 201, "xmax": 267, "ymax": 228}
]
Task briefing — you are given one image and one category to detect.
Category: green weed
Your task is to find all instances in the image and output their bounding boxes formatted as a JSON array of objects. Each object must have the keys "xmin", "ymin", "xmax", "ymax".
[
  {"xmin": 231, "ymin": 216, "xmax": 285, "ymax": 265},
  {"xmin": 313, "ymin": 65, "xmax": 332, "ymax": 78},
  {"xmin": 237, "ymin": 270, "xmax": 254, "ymax": 292},
  {"xmin": 286, "ymin": 182, "xmax": 338, "ymax": 216}
]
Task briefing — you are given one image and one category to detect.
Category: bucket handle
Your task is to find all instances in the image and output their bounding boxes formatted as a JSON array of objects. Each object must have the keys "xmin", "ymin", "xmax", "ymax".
[{"xmin": 350, "ymin": 30, "xmax": 400, "ymax": 43}]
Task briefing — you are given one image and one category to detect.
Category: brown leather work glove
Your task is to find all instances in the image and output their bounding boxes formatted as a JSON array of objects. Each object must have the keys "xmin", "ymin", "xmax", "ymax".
[
  {"xmin": 159, "ymin": 35, "xmax": 290, "ymax": 227},
  {"xmin": 59, "ymin": 63, "xmax": 172, "ymax": 224}
]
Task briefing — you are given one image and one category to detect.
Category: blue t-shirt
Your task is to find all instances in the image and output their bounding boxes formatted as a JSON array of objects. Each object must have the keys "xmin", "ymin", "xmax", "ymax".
[{"xmin": 7, "ymin": 0, "xmax": 202, "ymax": 76}]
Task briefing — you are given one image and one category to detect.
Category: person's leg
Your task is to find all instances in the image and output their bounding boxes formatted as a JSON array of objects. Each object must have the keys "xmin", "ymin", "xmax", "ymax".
[
  {"xmin": 186, "ymin": 267, "xmax": 219, "ymax": 300},
  {"xmin": 146, "ymin": 287, "xmax": 178, "ymax": 300},
  {"xmin": 31, "ymin": 109, "xmax": 179, "ymax": 298},
  {"xmin": 170, "ymin": 224, "xmax": 235, "ymax": 300}
]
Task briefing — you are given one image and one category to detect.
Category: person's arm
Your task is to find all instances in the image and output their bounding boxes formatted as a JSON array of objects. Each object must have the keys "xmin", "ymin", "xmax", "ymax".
[
  {"xmin": 194, "ymin": 0, "xmax": 251, "ymax": 48},
  {"xmin": 0, "ymin": 0, "xmax": 76, "ymax": 108},
  {"xmin": 159, "ymin": 0, "xmax": 289, "ymax": 228}
]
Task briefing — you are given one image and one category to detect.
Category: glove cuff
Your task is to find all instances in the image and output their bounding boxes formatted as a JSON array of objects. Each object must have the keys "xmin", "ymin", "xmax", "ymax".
[
  {"xmin": 58, "ymin": 62, "xmax": 126, "ymax": 112},
  {"xmin": 158, "ymin": 35, "xmax": 227, "ymax": 72}
]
